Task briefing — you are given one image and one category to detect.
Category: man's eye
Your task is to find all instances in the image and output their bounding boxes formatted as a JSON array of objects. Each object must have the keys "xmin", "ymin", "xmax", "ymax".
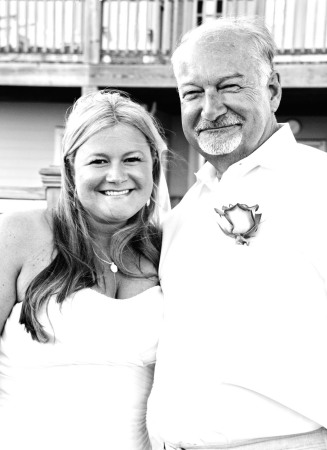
[
  {"xmin": 182, "ymin": 91, "xmax": 201, "ymax": 100},
  {"xmin": 221, "ymin": 84, "xmax": 240, "ymax": 91}
]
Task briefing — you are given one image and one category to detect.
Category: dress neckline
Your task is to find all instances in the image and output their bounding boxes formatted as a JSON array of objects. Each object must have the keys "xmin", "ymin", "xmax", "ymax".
[{"xmin": 84, "ymin": 285, "xmax": 161, "ymax": 301}]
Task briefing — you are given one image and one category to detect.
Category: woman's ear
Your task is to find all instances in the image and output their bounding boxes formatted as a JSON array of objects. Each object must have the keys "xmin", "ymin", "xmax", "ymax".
[{"xmin": 268, "ymin": 71, "xmax": 282, "ymax": 113}]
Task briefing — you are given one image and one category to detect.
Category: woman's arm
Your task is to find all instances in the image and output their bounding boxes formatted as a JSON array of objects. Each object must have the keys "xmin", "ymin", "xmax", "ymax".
[{"xmin": 0, "ymin": 211, "xmax": 41, "ymax": 334}]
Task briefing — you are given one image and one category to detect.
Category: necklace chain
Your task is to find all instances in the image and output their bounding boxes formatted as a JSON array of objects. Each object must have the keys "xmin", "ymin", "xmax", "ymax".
[{"xmin": 94, "ymin": 250, "xmax": 118, "ymax": 273}]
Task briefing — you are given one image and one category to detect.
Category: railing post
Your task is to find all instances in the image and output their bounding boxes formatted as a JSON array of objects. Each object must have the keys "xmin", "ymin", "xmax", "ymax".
[
  {"xmin": 83, "ymin": 0, "xmax": 102, "ymax": 64},
  {"xmin": 39, "ymin": 166, "xmax": 62, "ymax": 210},
  {"xmin": 255, "ymin": 0, "xmax": 266, "ymax": 17}
]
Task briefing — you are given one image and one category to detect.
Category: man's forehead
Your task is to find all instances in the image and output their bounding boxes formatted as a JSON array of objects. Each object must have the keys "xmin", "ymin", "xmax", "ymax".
[
  {"xmin": 185, "ymin": 29, "xmax": 249, "ymax": 51},
  {"xmin": 175, "ymin": 43, "xmax": 255, "ymax": 87},
  {"xmin": 175, "ymin": 31, "xmax": 251, "ymax": 69}
]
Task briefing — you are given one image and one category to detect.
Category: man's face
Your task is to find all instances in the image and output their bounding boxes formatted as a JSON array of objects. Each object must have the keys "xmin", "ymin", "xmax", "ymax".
[{"xmin": 174, "ymin": 33, "xmax": 281, "ymax": 170}]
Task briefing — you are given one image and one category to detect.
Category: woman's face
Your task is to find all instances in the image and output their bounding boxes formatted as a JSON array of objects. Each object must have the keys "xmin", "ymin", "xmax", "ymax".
[{"xmin": 74, "ymin": 123, "xmax": 154, "ymax": 229}]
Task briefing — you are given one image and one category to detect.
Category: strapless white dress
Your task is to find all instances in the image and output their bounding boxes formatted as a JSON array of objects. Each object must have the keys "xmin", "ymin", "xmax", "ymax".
[{"xmin": 0, "ymin": 286, "xmax": 163, "ymax": 450}]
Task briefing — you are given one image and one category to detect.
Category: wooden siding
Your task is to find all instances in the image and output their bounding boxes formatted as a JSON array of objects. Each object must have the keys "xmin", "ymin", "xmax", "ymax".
[{"xmin": 0, "ymin": 102, "xmax": 69, "ymax": 187}]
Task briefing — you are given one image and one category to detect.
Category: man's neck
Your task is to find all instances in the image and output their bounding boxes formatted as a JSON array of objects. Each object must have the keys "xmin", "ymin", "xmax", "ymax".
[
  {"xmin": 207, "ymin": 151, "xmax": 247, "ymax": 180},
  {"xmin": 209, "ymin": 122, "xmax": 281, "ymax": 180}
]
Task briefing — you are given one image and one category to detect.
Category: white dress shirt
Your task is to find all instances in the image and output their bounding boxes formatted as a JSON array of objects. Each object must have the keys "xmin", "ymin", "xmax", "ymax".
[{"xmin": 148, "ymin": 124, "xmax": 327, "ymax": 447}]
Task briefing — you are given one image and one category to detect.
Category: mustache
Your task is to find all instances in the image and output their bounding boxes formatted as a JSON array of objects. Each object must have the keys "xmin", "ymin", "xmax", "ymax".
[{"xmin": 195, "ymin": 113, "xmax": 244, "ymax": 135}]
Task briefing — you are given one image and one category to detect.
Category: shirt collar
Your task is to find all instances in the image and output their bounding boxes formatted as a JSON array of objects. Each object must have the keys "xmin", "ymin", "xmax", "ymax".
[
  {"xmin": 195, "ymin": 123, "xmax": 297, "ymax": 187},
  {"xmin": 236, "ymin": 123, "xmax": 297, "ymax": 171},
  {"xmin": 195, "ymin": 159, "xmax": 218, "ymax": 190}
]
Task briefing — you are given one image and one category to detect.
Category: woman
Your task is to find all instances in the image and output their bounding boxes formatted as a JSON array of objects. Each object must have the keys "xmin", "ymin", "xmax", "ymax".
[{"xmin": 0, "ymin": 90, "xmax": 169, "ymax": 450}]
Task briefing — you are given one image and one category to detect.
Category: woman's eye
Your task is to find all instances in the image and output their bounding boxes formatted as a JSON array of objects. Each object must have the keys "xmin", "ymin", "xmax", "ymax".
[
  {"xmin": 90, "ymin": 159, "xmax": 107, "ymax": 165},
  {"xmin": 124, "ymin": 157, "xmax": 142, "ymax": 163}
]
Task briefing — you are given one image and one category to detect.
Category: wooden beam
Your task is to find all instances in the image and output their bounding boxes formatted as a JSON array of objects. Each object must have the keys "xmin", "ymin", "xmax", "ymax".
[
  {"xmin": 88, "ymin": 64, "xmax": 177, "ymax": 88},
  {"xmin": 0, "ymin": 186, "xmax": 45, "ymax": 200},
  {"xmin": 276, "ymin": 63, "xmax": 327, "ymax": 87},
  {"xmin": 1, "ymin": 61, "xmax": 327, "ymax": 88},
  {"xmin": 0, "ymin": 63, "xmax": 89, "ymax": 87}
]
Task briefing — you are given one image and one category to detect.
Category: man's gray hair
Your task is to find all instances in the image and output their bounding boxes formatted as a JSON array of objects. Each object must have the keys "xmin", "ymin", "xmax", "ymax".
[{"xmin": 171, "ymin": 16, "xmax": 277, "ymax": 84}]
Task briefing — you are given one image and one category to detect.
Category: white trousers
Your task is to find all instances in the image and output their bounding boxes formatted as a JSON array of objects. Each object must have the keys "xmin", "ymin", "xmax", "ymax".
[{"xmin": 164, "ymin": 427, "xmax": 327, "ymax": 450}]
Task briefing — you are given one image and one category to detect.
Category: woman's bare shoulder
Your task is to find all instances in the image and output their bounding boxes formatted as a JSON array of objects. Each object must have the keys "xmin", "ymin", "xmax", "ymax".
[
  {"xmin": 0, "ymin": 208, "xmax": 53, "ymax": 255},
  {"xmin": 0, "ymin": 208, "xmax": 52, "ymax": 229}
]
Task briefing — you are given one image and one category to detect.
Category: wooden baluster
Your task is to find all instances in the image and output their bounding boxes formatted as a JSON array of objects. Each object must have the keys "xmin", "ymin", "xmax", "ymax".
[
  {"xmin": 135, "ymin": 0, "xmax": 140, "ymax": 51},
  {"xmin": 312, "ymin": 0, "xmax": 319, "ymax": 53},
  {"xmin": 301, "ymin": 0, "xmax": 308, "ymax": 52},
  {"xmin": 83, "ymin": 0, "xmax": 101, "ymax": 63},
  {"xmin": 43, "ymin": 0, "xmax": 47, "ymax": 52},
  {"xmin": 221, "ymin": 0, "xmax": 228, "ymax": 18},
  {"xmin": 116, "ymin": 0, "xmax": 121, "ymax": 51},
  {"xmin": 79, "ymin": 0, "xmax": 84, "ymax": 54},
  {"xmin": 254, "ymin": 0, "xmax": 266, "ymax": 17},
  {"xmin": 153, "ymin": 0, "xmax": 161, "ymax": 54},
  {"xmin": 16, "ymin": 0, "xmax": 19, "ymax": 51},
  {"xmin": 61, "ymin": 0, "xmax": 65, "ymax": 53},
  {"xmin": 71, "ymin": 0, "xmax": 76, "ymax": 53},
  {"xmin": 291, "ymin": 0, "xmax": 308, "ymax": 53},
  {"xmin": 52, "ymin": 0, "xmax": 56, "ymax": 52},
  {"xmin": 172, "ymin": 0, "xmax": 179, "ymax": 49},
  {"xmin": 280, "ymin": 0, "xmax": 288, "ymax": 54},
  {"xmin": 182, "ymin": 0, "xmax": 188, "ymax": 34},
  {"xmin": 24, "ymin": 0, "xmax": 29, "ymax": 51},
  {"xmin": 6, "ymin": 0, "xmax": 10, "ymax": 51},
  {"xmin": 34, "ymin": 0, "xmax": 38, "ymax": 52},
  {"xmin": 162, "ymin": 0, "xmax": 171, "ymax": 54},
  {"xmin": 323, "ymin": 0, "xmax": 327, "ymax": 52},
  {"xmin": 126, "ymin": 0, "xmax": 130, "ymax": 52},
  {"xmin": 191, "ymin": 0, "xmax": 197, "ymax": 27},
  {"xmin": 270, "ymin": 0, "xmax": 276, "ymax": 40}
]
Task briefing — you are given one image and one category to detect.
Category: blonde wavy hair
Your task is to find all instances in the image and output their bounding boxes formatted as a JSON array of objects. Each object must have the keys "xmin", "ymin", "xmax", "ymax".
[{"xmin": 20, "ymin": 90, "xmax": 166, "ymax": 342}]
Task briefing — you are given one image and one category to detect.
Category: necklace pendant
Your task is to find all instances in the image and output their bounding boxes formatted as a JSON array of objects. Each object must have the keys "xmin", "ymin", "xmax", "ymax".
[{"xmin": 110, "ymin": 263, "xmax": 118, "ymax": 273}]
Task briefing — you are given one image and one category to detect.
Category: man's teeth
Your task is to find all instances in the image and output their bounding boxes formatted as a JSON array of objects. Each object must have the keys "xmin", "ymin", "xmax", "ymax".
[{"xmin": 103, "ymin": 190, "xmax": 129, "ymax": 196}]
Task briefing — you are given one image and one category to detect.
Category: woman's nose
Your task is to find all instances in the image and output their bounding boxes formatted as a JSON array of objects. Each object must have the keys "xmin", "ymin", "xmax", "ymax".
[
  {"xmin": 201, "ymin": 90, "xmax": 227, "ymax": 121},
  {"xmin": 105, "ymin": 164, "xmax": 128, "ymax": 183}
]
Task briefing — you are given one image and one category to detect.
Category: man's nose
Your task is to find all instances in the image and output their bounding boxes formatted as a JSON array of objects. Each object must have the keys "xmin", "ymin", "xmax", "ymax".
[
  {"xmin": 105, "ymin": 163, "xmax": 127, "ymax": 183},
  {"xmin": 201, "ymin": 90, "xmax": 227, "ymax": 121}
]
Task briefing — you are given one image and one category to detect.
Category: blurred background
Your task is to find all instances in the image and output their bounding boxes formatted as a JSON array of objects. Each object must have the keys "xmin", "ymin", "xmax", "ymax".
[{"xmin": 1, "ymin": 0, "xmax": 327, "ymax": 213}]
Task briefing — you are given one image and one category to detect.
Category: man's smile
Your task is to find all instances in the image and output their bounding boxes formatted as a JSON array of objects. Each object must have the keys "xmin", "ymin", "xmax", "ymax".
[{"xmin": 198, "ymin": 124, "xmax": 242, "ymax": 135}]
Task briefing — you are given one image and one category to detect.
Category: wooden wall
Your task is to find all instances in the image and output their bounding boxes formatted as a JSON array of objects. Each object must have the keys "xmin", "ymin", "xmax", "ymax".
[{"xmin": 0, "ymin": 101, "xmax": 69, "ymax": 187}]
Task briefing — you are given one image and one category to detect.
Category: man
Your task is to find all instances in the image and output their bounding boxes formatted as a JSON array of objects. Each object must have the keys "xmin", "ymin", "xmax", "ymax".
[{"xmin": 148, "ymin": 16, "xmax": 327, "ymax": 450}]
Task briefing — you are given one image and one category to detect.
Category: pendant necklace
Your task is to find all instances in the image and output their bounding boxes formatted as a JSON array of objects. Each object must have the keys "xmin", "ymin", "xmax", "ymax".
[{"xmin": 94, "ymin": 251, "xmax": 118, "ymax": 273}]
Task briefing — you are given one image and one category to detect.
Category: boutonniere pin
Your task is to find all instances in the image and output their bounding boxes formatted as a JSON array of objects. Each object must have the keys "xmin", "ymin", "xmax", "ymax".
[{"xmin": 214, "ymin": 203, "xmax": 262, "ymax": 246}]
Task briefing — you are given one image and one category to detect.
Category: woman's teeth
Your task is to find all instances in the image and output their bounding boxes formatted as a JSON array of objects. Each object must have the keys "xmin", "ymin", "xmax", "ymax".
[{"xmin": 103, "ymin": 190, "xmax": 129, "ymax": 196}]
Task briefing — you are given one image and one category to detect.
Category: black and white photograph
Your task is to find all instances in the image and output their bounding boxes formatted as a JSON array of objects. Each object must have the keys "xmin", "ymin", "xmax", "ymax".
[{"xmin": 1, "ymin": 1, "xmax": 327, "ymax": 449}]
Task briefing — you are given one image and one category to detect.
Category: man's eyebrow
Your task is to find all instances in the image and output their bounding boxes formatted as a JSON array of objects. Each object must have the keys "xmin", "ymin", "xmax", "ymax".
[
  {"xmin": 218, "ymin": 74, "xmax": 244, "ymax": 83},
  {"xmin": 179, "ymin": 73, "xmax": 245, "ymax": 89}
]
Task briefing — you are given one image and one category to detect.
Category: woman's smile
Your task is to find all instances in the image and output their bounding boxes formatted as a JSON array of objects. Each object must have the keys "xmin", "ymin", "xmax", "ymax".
[
  {"xmin": 74, "ymin": 123, "xmax": 154, "ymax": 228},
  {"xmin": 101, "ymin": 189, "xmax": 131, "ymax": 196}
]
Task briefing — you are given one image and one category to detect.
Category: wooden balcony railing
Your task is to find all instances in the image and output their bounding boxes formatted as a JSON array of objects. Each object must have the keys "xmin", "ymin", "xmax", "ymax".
[
  {"xmin": 0, "ymin": 0, "xmax": 85, "ymax": 61},
  {"xmin": 0, "ymin": 0, "xmax": 327, "ymax": 63}
]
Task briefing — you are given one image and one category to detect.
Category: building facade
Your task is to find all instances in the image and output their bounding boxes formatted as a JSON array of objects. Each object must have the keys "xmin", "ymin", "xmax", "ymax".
[{"xmin": 1, "ymin": 0, "xmax": 327, "ymax": 211}]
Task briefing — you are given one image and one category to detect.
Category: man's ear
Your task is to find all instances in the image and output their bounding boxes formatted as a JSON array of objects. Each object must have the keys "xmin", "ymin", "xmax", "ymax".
[{"xmin": 268, "ymin": 71, "xmax": 282, "ymax": 113}]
